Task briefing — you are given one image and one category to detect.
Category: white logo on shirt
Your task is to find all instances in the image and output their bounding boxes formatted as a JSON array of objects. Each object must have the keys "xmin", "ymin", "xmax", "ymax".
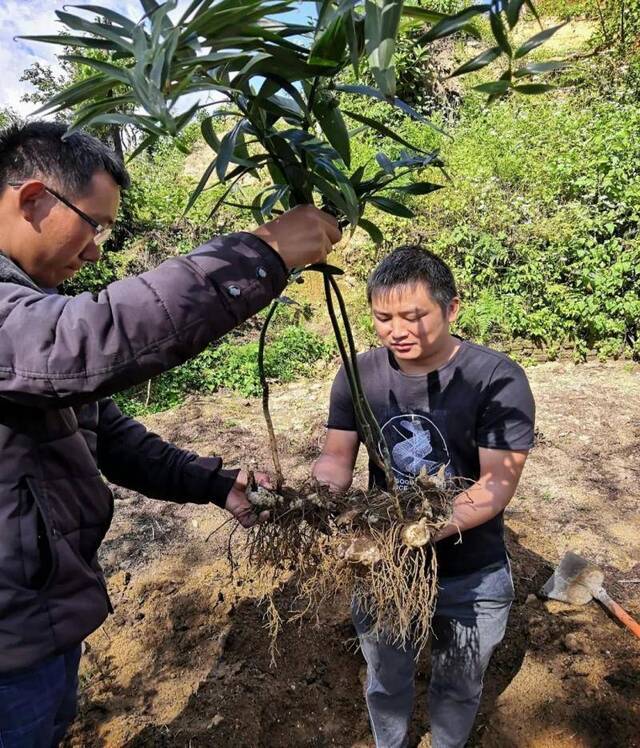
[{"xmin": 379, "ymin": 414, "xmax": 451, "ymax": 484}]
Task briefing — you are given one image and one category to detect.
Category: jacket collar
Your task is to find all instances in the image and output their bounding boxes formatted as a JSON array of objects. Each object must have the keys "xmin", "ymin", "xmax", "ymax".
[{"xmin": 0, "ymin": 251, "xmax": 44, "ymax": 292}]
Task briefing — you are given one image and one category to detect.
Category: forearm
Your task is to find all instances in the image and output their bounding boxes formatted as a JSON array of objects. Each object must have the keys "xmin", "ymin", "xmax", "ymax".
[
  {"xmin": 312, "ymin": 454, "xmax": 354, "ymax": 493},
  {"xmin": 0, "ymin": 233, "xmax": 286, "ymax": 408},
  {"xmin": 97, "ymin": 399, "xmax": 237, "ymax": 506},
  {"xmin": 434, "ymin": 480, "xmax": 513, "ymax": 542}
]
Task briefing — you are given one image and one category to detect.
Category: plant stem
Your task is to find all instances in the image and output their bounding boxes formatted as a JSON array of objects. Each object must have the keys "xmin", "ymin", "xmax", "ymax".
[{"xmin": 258, "ymin": 299, "xmax": 284, "ymax": 490}]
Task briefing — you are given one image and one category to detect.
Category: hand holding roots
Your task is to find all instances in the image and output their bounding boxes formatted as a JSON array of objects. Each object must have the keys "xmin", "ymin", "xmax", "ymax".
[{"xmin": 237, "ymin": 468, "xmax": 464, "ymax": 657}]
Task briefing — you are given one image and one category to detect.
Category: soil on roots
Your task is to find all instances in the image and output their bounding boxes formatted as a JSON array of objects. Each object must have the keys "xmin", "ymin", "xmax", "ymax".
[{"xmin": 239, "ymin": 477, "xmax": 460, "ymax": 658}]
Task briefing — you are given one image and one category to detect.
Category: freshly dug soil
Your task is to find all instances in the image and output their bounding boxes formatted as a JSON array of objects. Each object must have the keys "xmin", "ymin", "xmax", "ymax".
[{"xmin": 66, "ymin": 361, "xmax": 640, "ymax": 748}]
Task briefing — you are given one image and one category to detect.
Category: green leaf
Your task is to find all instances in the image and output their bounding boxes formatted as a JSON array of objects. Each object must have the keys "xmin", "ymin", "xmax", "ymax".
[
  {"xmin": 309, "ymin": 13, "xmax": 347, "ymax": 66},
  {"xmin": 524, "ymin": 0, "xmax": 542, "ymax": 26},
  {"xmin": 514, "ymin": 21, "xmax": 567, "ymax": 59},
  {"xmin": 342, "ymin": 108, "xmax": 427, "ymax": 153},
  {"xmin": 369, "ymin": 195, "xmax": 415, "ymax": 217},
  {"xmin": 449, "ymin": 46, "xmax": 502, "ymax": 78},
  {"xmin": 402, "ymin": 5, "xmax": 482, "ymax": 39},
  {"xmin": 419, "ymin": 4, "xmax": 490, "ymax": 43},
  {"xmin": 376, "ymin": 152, "xmax": 394, "ymax": 173},
  {"xmin": 336, "ymin": 83, "xmax": 447, "ymax": 136},
  {"xmin": 513, "ymin": 83, "xmax": 558, "ymax": 94},
  {"xmin": 513, "ymin": 60, "xmax": 568, "ymax": 77},
  {"xmin": 506, "ymin": 0, "xmax": 525, "ymax": 28},
  {"xmin": 54, "ymin": 10, "xmax": 134, "ymax": 52},
  {"xmin": 216, "ymin": 120, "xmax": 247, "ymax": 182},
  {"xmin": 345, "ymin": 10, "xmax": 364, "ymax": 77},
  {"xmin": 314, "ymin": 104, "xmax": 351, "ymax": 167},
  {"xmin": 396, "ymin": 182, "xmax": 444, "ymax": 195},
  {"xmin": 127, "ymin": 133, "xmax": 160, "ymax": 161},
  {"xmin": 201, "ymin": 117, "xmax": 221, "ymax": 152},
  {"xmin": 401, "ymin": 6, "xmax": 446, "ymax": 24},
  {"xmin": 261, "ymin": 185, "xmax": 290, "ymax": 218},
  {"xmin": 67, "ymin": 5, "xmax": 137, "ymax": 34},
  {"xmin": 364, "ymin": 0, "xmax": 405, "ymax": 98},
  {"xmin": 489, "ymin": 9, "xmax": 512, "ymax": 57},
  {"xmin": 33, "ymin": 73, "xmax": 115, "ymax": 115},
  {"xmin": 358, "ymin": 217, "xmax": 384, "ymax": 245},
  {"xmin": 67, "ymin": 95, "xmax": 136, "ymax": 132},
  {"xmin": 59, "ymin": 54, "xmax": 131, "ymax": 85},
  {"xmin": 184, "ymin": 157, "xmax": 218, "ymax": 215},
  {"xmin": 473, "ymin": 79, "xmax": 511, "ymax": 94},
  {"xmin": 18, "ymin": 34, "xmax": 119, "ymax": 52}
]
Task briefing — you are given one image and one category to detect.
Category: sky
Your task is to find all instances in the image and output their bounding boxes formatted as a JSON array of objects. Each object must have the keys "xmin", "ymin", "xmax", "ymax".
[{"xmin": 0, "ymin": 1, "xmax": 312, "ymax": 117}]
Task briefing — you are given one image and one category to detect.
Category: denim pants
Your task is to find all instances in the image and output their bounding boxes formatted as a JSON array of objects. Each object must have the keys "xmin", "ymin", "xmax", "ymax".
[
  {"xmin": 353, "ymin": 561, "xmax": 514, "ymax": 748},
  {"xmin": 0, "ymin": 646, "xmax": 82, "ymax": 748}
]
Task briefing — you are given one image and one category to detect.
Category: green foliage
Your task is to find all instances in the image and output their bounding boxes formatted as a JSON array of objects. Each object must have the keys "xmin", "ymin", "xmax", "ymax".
[
  {"xmin": 411, "ymin": 92, "xmax": 639, "ymax": 358},
  {"xmin": 115, "ymin": 325, "xmax": 333, "ymax": 414},
  {"xmin": 25, "ymin": 0, "xmax": 557, "ymax": 242}
]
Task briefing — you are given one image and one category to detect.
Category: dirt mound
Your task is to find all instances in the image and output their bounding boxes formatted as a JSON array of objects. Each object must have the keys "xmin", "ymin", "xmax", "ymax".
[{"xmin": 66, "ymin": 361, "xmax": 640, "ymax": 747}]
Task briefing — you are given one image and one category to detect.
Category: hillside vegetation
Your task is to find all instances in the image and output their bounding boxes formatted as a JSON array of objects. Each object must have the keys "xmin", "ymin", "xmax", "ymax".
[{"xmin": 56, "ymin": 1, "xmax": 640, "ymax": 414}]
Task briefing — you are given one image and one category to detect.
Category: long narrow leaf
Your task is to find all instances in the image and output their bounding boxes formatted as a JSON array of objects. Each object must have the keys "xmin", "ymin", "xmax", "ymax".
[
  {"xmin": 184, "ymin": 157, "xmax": 218, "ymax": 214},
  {"xmin": 342, "ymin": 108, "xmax": 428, "ymax": 153},
  {"xmin": 60, "ymin": 54, "xmax": 131, "ymax": 85},
  {"xmin": 358, "ymin": 217, "xmax": 383, "ymax": 244},
  {"xmin": 55, "ymin": 11, "xmax": 135, "ymax": 52},
  {"xmin": 395, "ymin": 181, "xmax": 444, "ymax": 195},
  {"xmin": 514, "ymin": 21, "xmax": 567, "ymax": 59},
  {"xmin": 314, "ymin": 102, "xmax": 351, "ymax": 167},
  {"xmin": 336, "ymin": 83, "xmax": 448, "ymax": 136},
  {"xmin": 514, "ymin": 60, "xmax": 568, "ymax": 77},
  {"xmin": 310, "ymin": 12, "xmax": 347, "ymax": 66},
  {"xmin": 18, "ymin": 34, "xmax": 120, "ymax": 51},
  {"xmin": 369, "ymin": 195, "xmax": 414, "ymax": 217},
  {"xmin": 513, "ymin": 83, "xmax": 557, "ymax": 94},
  {"xmin": 419, "ymin": 4, "xmax": 490, "ymax": 43},
  {"xmin": 489, "ymin": 9, "xmax": 512, "ymax": 57},
  {"xmin": 68, "ymin": 5, "xmax": 137, "ymax": 34},
  {"xmin": 448, "ymin": 46, "xmax": 502, "ymax": 78},
  {"xmin": 506, "ymin": 0, "xmax": 525, "ymax": 28}
]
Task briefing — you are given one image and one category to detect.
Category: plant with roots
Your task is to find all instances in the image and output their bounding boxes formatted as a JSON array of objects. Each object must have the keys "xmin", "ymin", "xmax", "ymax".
[{"xmin": 26, "ymin": 0, "xmax": 566, "ymax": 653}]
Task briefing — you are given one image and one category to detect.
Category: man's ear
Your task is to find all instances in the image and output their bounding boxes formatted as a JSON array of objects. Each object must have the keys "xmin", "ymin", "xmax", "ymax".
[
  {"xmin": 16, "ymin": 181, "xmax": 49, "ymax": 223},
  {"xmin": 447, "ymin": 297, "xmax": 460, "ymax": 324}
]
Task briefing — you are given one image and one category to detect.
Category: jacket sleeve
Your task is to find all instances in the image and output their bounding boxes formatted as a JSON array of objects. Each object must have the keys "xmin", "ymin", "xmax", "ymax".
[
  {"xmin": 96, "ymin": 398, "xmax": 238, "ymax": 506},
  {"xmin": 0, "ymin": 232, "xmax": 287, "ymax": 408}
]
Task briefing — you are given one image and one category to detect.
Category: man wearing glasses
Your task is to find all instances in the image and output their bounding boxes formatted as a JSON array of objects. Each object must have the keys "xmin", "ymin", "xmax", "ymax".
[{"xmin": 0, "ymin": 121, "xmax": 340, "ymax": 747}]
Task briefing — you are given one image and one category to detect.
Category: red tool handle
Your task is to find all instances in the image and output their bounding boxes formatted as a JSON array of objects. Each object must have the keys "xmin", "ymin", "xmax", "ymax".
[{"xmin": 594, "ymin": 587, "xmax": 640, "ymax": 640}]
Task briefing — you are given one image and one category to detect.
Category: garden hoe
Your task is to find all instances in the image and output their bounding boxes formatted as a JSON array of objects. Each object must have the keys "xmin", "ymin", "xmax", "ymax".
[{"xmin": 541, "ymin": 551, "xmax": 640, "ymax": 640}]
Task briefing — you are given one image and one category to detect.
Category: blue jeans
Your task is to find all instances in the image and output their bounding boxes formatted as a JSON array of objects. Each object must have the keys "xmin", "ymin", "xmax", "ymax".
[
  {"xmin": 354, "ymin": 561, "xmax": 515, "ymax": 748},
  {"xmin": 0, "ymin": 646, "xmax": 82, "ymax": 748}
]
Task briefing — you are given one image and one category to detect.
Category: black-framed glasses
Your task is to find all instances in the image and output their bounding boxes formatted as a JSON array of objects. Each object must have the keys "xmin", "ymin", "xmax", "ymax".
[{"xmin": 8, "ymin": 182, "xmax": 113, "ymax": 246}]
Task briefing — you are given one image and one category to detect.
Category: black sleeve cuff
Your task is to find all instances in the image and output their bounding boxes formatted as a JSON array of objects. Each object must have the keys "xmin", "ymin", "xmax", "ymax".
[
  {"xmin": 208, "ymin": 467, "xmax": 241, "ymax": 507},
  {"xmin": 180, "ymin": 457, "xmax": 240, "ymax": 507}
]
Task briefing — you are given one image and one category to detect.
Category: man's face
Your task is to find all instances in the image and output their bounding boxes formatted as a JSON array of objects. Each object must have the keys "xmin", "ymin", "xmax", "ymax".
[
  {"xmin": 10, "ymin": 170, "xmax": 120, "ymax": 288},
  {"xmin": 371, "ymin": 282, "xmax": 459, "ymax": 363}
]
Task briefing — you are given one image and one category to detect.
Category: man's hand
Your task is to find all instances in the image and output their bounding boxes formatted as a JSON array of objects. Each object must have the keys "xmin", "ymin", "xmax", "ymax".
[
  {"xmin": 251, "ymin": 205, "xmax": 341, "ymax": 269},
  {"xmin": 224, "ymin": 469, "xmax": 272, "ymax": 528}
]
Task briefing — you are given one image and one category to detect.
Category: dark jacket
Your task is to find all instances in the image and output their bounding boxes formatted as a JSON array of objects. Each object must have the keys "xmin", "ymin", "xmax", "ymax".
[{"xmin": 0, "ymin": 233, "xmax": 287, "ymax": 673}]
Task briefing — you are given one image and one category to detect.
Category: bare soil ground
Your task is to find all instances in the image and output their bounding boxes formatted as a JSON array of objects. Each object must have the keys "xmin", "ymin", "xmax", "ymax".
[{"xmin": 66, "ymin": 361, "xmax": 640, "ymax": 748}]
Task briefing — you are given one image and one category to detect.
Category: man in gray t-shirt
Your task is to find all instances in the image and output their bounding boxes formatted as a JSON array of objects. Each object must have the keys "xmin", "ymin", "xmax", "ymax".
[{"xmin": 313, "ymin": 246, "xmax": 534, "ymax": 748}]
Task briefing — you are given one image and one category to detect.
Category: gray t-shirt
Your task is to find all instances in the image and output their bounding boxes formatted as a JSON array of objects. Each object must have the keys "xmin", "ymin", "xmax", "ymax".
[{"xmin": 327, "ymin": 339, "xmax": 535, "ymax": 576}]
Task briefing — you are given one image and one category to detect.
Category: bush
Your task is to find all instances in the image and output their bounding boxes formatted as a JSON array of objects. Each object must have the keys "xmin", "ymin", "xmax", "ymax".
[{"xmin": 114, "ymin": 325, "xmax": 334, "ymax": 415}]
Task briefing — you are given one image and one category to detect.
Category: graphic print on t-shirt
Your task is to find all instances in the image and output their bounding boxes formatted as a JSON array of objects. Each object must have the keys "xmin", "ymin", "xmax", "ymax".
[{"xmin": 379, "ymin": 412, "xmax": 451, "ymax": 489}]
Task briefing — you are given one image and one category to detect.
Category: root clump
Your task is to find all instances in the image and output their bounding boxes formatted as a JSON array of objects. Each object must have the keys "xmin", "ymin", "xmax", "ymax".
[{"xmin": 241, "ymin": 469, "xmax": 465, "ymax": 658}]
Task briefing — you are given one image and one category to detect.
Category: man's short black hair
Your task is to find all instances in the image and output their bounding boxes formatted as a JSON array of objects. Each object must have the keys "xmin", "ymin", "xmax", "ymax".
[
  {"xmin": 367, "ymin": 245, "xmax": 458, "ymax": 313},
  {"xmin": 0, "ymin": 120, "xmax": 130, "ymax": 195}
]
